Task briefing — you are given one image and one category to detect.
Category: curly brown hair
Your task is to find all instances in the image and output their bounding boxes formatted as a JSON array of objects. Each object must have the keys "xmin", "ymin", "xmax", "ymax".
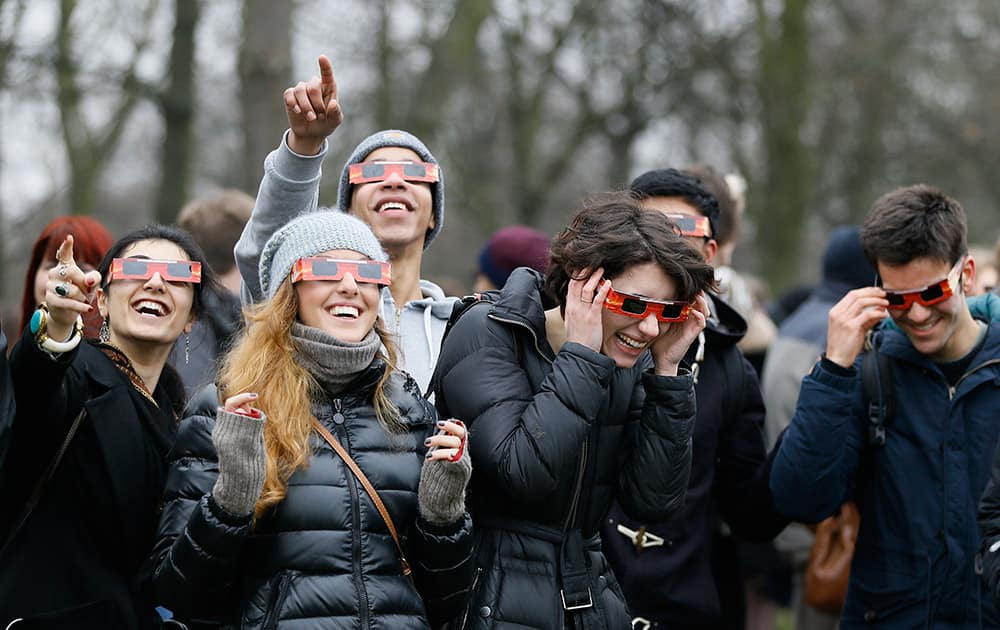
[{"xmin": 543, "ymin": 193, "xmax": 717, "ymax": 310}]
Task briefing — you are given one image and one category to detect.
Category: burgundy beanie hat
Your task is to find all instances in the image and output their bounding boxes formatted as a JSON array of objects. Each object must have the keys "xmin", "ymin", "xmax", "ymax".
[{"xmin": 478, "ymin": 225, "xmax": 550, "ymax": 288}]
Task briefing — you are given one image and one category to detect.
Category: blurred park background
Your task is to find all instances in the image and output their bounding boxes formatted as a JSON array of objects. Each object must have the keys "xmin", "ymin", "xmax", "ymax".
[{"xmin": 1, "ymin": 0, "xmax": 999, "ymax": 308}]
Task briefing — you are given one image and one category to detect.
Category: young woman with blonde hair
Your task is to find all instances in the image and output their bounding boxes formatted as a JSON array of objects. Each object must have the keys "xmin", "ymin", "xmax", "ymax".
[{"xmin": 153, "ymin": 212, "xmax": 473, "ymax": 629}]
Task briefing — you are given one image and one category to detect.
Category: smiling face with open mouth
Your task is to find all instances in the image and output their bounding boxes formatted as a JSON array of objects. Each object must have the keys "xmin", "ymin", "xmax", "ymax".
[
  {"xmin": 98, "ymin": 239, "xmax": 195, "ymax": 351},
  {"xmin": 349, "ymin": 146, "xmax": 435, "ymax": 252},
  {"xmin": 600, "ymin": 261, "xmax": 679, "ymax": 368},
  {"xmin": 294, "ymin": 249, "xmax": 382, "ymax": 343}
]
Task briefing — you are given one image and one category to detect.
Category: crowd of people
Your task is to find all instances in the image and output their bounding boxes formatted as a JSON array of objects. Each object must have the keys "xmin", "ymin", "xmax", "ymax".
[{"xmin": 0, "ymin": 53, "xmax": 999, "ymax": 630}]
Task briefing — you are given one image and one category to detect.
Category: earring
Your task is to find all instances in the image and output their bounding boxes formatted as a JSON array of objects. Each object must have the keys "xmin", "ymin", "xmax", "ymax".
[
  {"xmin": 100, "ymin": 318, "xmax": 110, "ymax": 343},
  {"xmin": 184, "ymin": 333, "xmax": 190, "ymax": 365}
]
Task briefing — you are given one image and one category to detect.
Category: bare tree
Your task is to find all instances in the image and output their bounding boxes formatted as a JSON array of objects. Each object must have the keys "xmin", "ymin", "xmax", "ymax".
[
  {"xmin": 54, "ymin": 0, "xmax": 160, "ymax": 216},
  {"xmin": 239, "ymin": 0, "xmax": 292, "ymax": 192},
  {"xmin": 154, "ymin": 0, "xmax": 200, "ymax": 223}
]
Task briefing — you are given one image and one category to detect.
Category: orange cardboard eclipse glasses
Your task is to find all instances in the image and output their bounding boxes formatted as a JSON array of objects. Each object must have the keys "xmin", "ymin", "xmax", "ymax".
[
  {"xmin": 110, "ymin": 258, "xmax": 202, "ymax": 283},
  {"xmin": 291, "ymin": 258, "xmax": 391, "ymax": 286},
  {"xmin": 604, "ymin": 287, "xmax": 692, "ymax": 322},
  {"xmin": 881, "ymin": 259, "xmax": 963, "ymax": 310},
  {"xmin": 663, "ymin": 213, "xmax": 713, "ymax": 238},
  {"xmin": 348, "ymin": 161, "xmax": 439, "ymax": 185}
]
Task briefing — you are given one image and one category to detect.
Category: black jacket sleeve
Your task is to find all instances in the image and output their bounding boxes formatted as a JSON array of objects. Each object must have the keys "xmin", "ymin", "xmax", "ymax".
[
  {"xmin": 436, "ymin": 307, "xmax": 617, "ymax": 502},
  {"xmin": 0, "ymin": 324, "xmax": 17, "ymax": 485},
  {"xmin": 979, "ymin": 437, "xmax": 1000, "ymax": 607},
  {"xmin": 616, "ymin": 361, "xmax": 697, "ymax": 523},
  {"xmin": 151, "ymin": 384, "xmax": 251, "ymax": 622},
  {"xmin": 712, "ymin": 357, "xmax": 789, "ymax": 541}
]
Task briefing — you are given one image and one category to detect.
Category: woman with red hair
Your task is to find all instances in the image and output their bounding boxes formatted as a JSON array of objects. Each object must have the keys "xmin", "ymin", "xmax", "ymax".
[{"xmin": 20, "ymin": 216, "xmax": 113, "ymax": 338}]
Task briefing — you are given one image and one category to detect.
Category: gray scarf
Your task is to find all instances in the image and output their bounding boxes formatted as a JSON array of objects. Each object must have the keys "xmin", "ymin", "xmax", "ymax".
[{"xmin": 290, "ymin": 322, "xmax": 381, "ymax": 395}]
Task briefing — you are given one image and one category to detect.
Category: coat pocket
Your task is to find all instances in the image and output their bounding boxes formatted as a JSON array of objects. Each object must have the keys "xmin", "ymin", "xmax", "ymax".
[
  {"xmin": 255, "ymin": 571, "xmax": 295, "ymax": 630},
  {"xmin": 842, "ymin": 544, "xmax": 930, "ymax": 626}
]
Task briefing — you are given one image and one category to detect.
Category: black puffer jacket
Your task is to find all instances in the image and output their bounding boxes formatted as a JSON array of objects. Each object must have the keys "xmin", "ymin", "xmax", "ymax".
[
  {"xmin": 152, "ymin": 362, "xmax": 474, "ymax": 629},
  {"xmin": 433, "ymin": 269, "xmax": 696, "ymax": 629},
  {"xmin": 603, "ymin": 295, "xmax": 788, "ymax": 627}
]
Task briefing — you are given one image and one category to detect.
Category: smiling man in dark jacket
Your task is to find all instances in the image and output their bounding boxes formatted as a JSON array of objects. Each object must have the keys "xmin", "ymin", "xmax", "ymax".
[{"xmin": 771, "ymin": 185, "xmax": 1000, "ymax": 627}]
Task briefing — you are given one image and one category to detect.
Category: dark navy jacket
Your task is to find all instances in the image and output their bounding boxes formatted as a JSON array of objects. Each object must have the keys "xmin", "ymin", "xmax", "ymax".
[{"xmin": 771, "ymin": 321, "xmax": 1000, "ymax": 628}]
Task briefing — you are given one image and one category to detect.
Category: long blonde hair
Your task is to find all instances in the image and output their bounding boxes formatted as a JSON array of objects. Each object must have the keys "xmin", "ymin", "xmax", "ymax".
[{"xmin": 218, "ymin": 278, "xmax": 401, "ymax": 518}]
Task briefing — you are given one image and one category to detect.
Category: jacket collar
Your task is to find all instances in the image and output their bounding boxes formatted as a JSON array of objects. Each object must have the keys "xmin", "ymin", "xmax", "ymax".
[
  {"xmin": 490, "ymin": 268, "xmax": 550, "ymax": 338},
  {"xmin": 876, "ymin": 321, "xmax": 1000, "ymax": 384}
]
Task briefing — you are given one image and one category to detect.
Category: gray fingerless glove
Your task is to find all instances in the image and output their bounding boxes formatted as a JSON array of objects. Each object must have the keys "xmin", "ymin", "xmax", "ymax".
[
  {"xmin": 418, "ymin": 444, "xmax": 472, "ymax": 525},
  {"xmin": 211, "ymin": 408, "xmax": 267, "ymax": 516}
]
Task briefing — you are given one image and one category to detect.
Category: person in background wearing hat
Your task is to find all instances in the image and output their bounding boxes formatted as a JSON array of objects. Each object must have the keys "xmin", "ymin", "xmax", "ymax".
[
  {"xmin": 599, "ymin": 169, "xmax": 786, "ymax": 630},
  {"xmin": 153, "ymin": 211, "xmax": 474, "ymax": 628},
  {"xmin": 167, "ymin": 190, "xmax": 254, "ymax": 397},
  {"xmin": 473, "ymin": 225, "xmax": 550, "ymax": 292},
  {"xmin": 760, "ymin": 225, "xmax": 875, "ymax": 630},
  {"xmin": 235, "ymin": 54, "xmax": 453, "ymax": 394}
]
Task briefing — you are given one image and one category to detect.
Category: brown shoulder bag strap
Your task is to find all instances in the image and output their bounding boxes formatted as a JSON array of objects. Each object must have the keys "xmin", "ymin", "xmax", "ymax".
[{"xmin": 311, "ymin": 419, "xmax": 412, "ymax": 577}]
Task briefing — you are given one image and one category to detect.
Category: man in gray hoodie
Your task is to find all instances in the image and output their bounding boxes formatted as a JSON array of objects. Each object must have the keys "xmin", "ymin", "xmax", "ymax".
[{"xmin": 235, "ymin": 54, "xmax": 455, "ymax": 393}]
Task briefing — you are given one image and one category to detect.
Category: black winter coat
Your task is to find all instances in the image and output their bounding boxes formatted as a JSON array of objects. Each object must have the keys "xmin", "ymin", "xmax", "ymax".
[
  {"xmin": 603, "ymin": 295, "xmax": 788, "ymax": 628},
  {"xmin": 433, "ymin": 269, "xmax": 696, "ymax": 630},
  {"xmin": 152, "ymin": 362, "xmax": 474, "ymax": 629},
  {"xmin": 0, "ymin": 329, "xmax": 179, "ymax": 629}
]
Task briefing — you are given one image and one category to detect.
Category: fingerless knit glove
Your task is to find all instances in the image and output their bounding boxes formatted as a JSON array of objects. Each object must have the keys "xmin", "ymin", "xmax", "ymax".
[
  {"xmin": 418, "ymin": 444, "xmax": 472, "ymax": 525},
  {"xmin": 211, "ymin": 408, "xmax": 267, "ymax": 516}
]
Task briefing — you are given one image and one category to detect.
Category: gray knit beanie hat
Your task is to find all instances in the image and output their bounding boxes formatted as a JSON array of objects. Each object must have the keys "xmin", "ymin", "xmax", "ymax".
[
  {"xmin": 259, "ymin": 210, "xmax": 387, "ymax": 299},
  {"xmin": 335, "ymin": 129, "xmax": 444, "ymax": 250}
]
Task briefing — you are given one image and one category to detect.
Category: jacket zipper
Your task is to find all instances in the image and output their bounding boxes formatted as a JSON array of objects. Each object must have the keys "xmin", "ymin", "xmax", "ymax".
[
  {"xmin": 459, "ymin": 566, "xmax": 484, "ymax": 630},
  {"xmin": 947, "ymin": 359, "xmax": 1000, "ymax": 400},
  {"xmin": 260, "ymin": 571, "xmax": 294, "ymax": 630},
  {"xmin": 332, "ymin": 398, "xmax": 371, "ymax": 628}
]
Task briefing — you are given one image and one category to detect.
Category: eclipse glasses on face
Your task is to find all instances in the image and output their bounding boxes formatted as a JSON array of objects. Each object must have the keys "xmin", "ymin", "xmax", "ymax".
[
  {"xmin": 110, "ymin": 258, "xmax": 202, "ymax": 283},
  {"xmin": 881, "ymin": 258, "xmax": 963, "ymax": 310},
  {"xmin": 348, "ymin": 161, "xmax": 439, "ymax": 185},
  {"xmin": 604, "ymin": 287, "xmax": 692, "ymax": 322},
  {"xmin": 291, "ymin": 258, "xmax": 392, "ymax": 286},
  {"xmin": 663, "ymin": 213, "xmax": 712, "ymax": 239}
]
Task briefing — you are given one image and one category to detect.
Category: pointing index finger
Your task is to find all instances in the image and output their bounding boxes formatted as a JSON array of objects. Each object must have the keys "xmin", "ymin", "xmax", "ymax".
[
  {"xmin": 318, "ymin": 54, "xmax": 336, "ymax": 99},
  {"xmin": 55, "ymin": 235, "xmax": 76, "ymax": 267}
]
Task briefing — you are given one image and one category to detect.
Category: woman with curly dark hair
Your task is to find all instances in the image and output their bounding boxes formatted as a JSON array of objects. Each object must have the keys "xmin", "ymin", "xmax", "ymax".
[{"xmin": 433, "ymin": 193, "xmax": 717, "ymax": 629}]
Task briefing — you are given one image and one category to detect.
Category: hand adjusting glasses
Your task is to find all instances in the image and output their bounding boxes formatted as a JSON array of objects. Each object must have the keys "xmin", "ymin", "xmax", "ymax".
[
  {"xmin": 291, "ymin": 258, "xmax": 392, "ymax": 286},
  {"xmin": 603, "ymin": 286, "xmax": 692, "ymax": 322},
  {"xmin": 880, "ymin": 258, "xmax": 964, "ymax": 310}
]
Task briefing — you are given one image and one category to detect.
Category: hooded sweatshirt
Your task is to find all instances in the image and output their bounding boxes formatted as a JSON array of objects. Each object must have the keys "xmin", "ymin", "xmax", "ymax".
[{"xmin": 234, "ymin": 131, "xmax": 455, "ymax": 392}]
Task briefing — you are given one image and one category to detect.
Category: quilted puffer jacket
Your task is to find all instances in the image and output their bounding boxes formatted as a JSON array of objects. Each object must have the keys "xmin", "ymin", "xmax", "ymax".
[
  {"xmin": 151, "ymin": 362, "xmax": 474, "ymax": 629},
  {"xmin": 433, "ymin": 268, "xmax": 696, "ymax": 629}
]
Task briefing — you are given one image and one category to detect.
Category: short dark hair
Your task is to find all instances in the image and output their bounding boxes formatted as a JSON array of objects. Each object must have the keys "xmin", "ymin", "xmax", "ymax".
[
  {"xmin": 544, "ymin": 193, "xmax": 717, "ymax": 311},
  {"xmin": 861, "ymin": 185, "xmax": 967, "ymax": 268},
  {"xmin": 628, "ymin": 168, "xmax": 721, "ymax": 240},
  {"xmin": 683, "ymin": 164, "xmax": 739, "ymax": 246},
  {"xmin": 176, "ymin": 190, "xmax": 253, "ymax": 274},
  {"xmin": 97, "ymin": 224, "xmax": 219, "ymax": 321}
]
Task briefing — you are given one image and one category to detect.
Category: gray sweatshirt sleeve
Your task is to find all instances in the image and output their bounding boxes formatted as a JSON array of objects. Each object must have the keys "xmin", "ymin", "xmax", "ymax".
[{"xmin": 235, "ymin": 129, "xmax": 329, "ymax": 305}]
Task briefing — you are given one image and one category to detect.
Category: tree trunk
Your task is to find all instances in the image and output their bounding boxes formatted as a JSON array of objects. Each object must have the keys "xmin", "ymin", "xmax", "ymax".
[
  {"xmin": 239, "ymin": 0, "xmax": 292, "ymax": 193},
  {"xmin": 754, "ymin": 0, "xmax": 811, "ymax": 292},
  {"xmin": 155, "ymin": 0, "xmax": 200, "ymax": 224}
]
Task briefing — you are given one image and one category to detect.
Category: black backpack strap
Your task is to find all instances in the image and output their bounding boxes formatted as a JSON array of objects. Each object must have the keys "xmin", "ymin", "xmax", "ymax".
[
  {"xmin": 860, "ymin": 332, "xmax": 894, "ymax": 447},
  {"xmin": 721, "ymin": 343, "xmax": 747, "ymax": 421}
]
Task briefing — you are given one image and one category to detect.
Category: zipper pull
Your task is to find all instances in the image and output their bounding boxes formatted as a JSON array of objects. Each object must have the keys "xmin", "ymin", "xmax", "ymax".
[{"xmin": 333, "ymin": 398, "xmax": 345, "ymax": 425}]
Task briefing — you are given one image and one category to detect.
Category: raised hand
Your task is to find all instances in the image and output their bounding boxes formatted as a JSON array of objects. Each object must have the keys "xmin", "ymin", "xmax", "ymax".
[
  {"xmin": 825, "ymin": 287, "xmax": 889, "ymax": 368},
  {"xmin": 284, "ymin": 54, "xmax": 343, "ymax": 155},
  {"xmin": 564, "ymin": 268, "xmax": 612, "ymax": 353},
  {"xmin": 425, "ymin": 419, "xmax": 467, "ymax": 463},
  {"xmin": 45, "ymin": 235, "xmax": 101, "ymax": 341},
  {"xmin": 419, "ymin": 418, "xmax": 472, "ymax": 525},
  {"xmin": 650, "ymin": 291, "xmax": 710, "ymax": 376}
]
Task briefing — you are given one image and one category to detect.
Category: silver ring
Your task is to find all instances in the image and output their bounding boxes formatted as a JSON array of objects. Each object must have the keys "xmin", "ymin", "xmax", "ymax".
[
  {"xmin": 58, "ymin": 264, "xmax": 68, "ymax": 278},
  {"xmin": 55, "ymin": 283, "xmax": 69, "ymax": 297},
  {"xmin": 580, "ymin": 296, "xmax": 592, "ymax": 303}
]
